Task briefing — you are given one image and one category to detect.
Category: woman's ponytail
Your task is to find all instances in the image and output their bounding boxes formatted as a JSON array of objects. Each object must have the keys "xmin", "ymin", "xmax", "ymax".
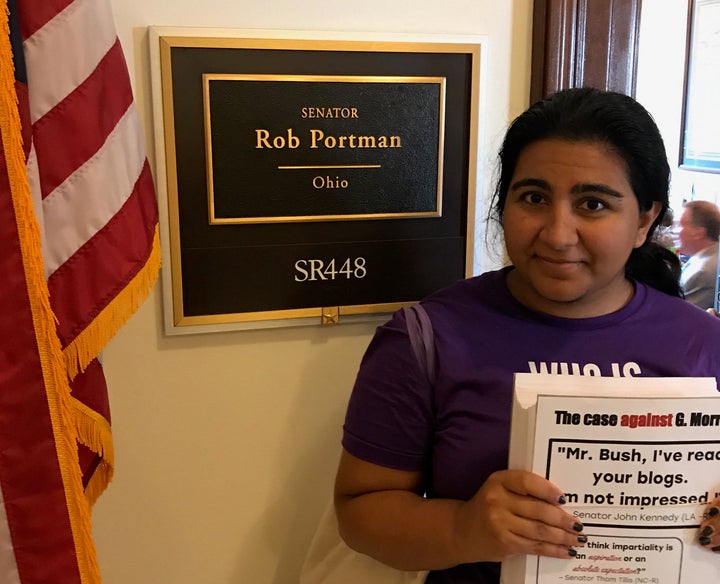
[{"xmin": 626, "ymin": 241, "xmax": 683, "ymax": 297}]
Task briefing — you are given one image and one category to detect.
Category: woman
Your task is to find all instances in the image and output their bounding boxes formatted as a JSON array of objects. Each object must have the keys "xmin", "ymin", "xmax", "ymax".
[{"xmin": 334, "ymin": 88, "xmax": 720, "ymax": 583}]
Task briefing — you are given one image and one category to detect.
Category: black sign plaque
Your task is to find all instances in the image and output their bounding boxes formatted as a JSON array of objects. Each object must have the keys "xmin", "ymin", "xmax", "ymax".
[{"xmin": 151, "ymin": 30, "xmax": 481, "ymax": 332}]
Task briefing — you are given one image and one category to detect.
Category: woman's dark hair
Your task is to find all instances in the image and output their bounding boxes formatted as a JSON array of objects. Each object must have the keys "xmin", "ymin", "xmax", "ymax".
[{"xmin": 489, "ymin": 87, "xmax": 682, "ymax": 297}]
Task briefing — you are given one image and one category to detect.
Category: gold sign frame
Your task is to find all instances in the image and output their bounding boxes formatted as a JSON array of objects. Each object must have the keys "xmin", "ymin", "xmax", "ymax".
[
  {"xmin": 149, "ymin": 27, "xmax": 482, "ymax": 334},
  {"xmin": 203, "ymin": 74, "xmax": 446, "ymax": 224}
]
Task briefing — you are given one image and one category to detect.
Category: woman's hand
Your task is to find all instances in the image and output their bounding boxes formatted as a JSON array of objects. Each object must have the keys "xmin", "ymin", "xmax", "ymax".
[
  {"xmin": 335, "ymin": 452, "xmax": 585, "ymax": 570},
  {"xmin": 452, "ymin": 469, "xmax": 586, "ymax": 563},
  {"xmin": 698, "ymin": 498, "xmax": 720, "ymax": 552}
]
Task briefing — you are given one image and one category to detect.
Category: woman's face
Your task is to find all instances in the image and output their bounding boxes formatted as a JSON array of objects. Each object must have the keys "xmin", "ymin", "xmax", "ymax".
[{"xmin": 502, "ymin": 139, "xmax": 660, "ymax": 318}]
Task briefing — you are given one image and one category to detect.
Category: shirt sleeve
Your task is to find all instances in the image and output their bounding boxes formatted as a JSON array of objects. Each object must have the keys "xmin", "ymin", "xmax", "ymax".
[{"xmin": 342, "ymin": 309, "xmax": 435, "ymax": 472}]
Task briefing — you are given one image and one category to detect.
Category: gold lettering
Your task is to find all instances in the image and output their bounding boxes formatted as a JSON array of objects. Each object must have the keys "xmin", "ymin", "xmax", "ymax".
[
  {"xmin": 300, "ymin": 107, "xmax": 359, "ymax": 119},
  {"xmin": 255, "ymin": 129, "xmax": 300, "ymax": 149},
  {"xmin": 310, "ymin": 129, "xmax": 324, "ymax": 148},
  {"xmin": 308, "ymin": 129, "xmax": 401, "ymax": 149},
  {"xmin": 357, "ymin": 136, "xmax": 376, "ymax": 148},
  {"xmin": 255, "ymin": 129, "xmax": 271, "ymax": 148}
]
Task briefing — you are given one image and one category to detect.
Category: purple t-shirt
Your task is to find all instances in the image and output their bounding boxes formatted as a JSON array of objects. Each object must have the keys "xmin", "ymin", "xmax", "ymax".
[{"xmin": 342, "ymin": 268, "xmax": 720, "ymax": 584}]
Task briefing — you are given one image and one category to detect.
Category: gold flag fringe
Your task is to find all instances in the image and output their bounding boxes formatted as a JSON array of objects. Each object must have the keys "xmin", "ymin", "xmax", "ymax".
[
  {"xmin": 0, "ymin": 3, "xmax": 101, "ymax": 583},
  {"xmin": 63, "ymin": 227, "xmax": 160, "ymax": 502},
  {"xmin": 64, "ymin": 226, "xmax": 161, "ymax": 381},
  {"xmin": 72, "ymin": 398, "xmax": 114, "ymax": 507},
  {"xmin": 84, "ymin": 460, "xmax": 113, "ymax": 509}
]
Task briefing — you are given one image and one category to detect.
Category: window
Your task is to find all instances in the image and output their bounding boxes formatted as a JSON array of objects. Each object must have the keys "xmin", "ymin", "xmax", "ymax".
[{"xmin": 680, "ymin": 0, "xmax": 720, "ymax": 172}]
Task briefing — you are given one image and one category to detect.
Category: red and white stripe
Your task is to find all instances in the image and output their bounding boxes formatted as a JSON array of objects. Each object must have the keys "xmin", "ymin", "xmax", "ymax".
[
  {"xmin": 20, "ymin": 0, "xmax": 157, "ymax": 345},
  {"xmin": 0, "ymin": 0, "xmax": 158, "ymax": 582}
]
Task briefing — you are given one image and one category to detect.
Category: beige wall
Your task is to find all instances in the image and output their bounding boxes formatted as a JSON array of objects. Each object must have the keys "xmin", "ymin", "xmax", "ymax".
[{"xmin": 95, "ymin": 2, "xmax": 534, "ymax": 583}]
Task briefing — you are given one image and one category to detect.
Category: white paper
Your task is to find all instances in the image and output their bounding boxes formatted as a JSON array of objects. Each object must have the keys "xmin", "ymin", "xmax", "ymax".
[{"xmin": 502, "ymin": 374, "xmax": 720, "ymax": 584}]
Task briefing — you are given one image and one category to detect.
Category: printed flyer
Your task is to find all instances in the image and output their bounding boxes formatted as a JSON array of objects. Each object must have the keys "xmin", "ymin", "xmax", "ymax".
[{"xmin": 502, "ymin": 374, "xmax": 720, "ymax": 584}]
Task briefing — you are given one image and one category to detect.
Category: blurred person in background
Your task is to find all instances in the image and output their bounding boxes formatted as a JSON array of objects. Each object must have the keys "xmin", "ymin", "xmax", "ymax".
[{"xmin": 677, "ymin": 200, "xmax": 720, "ymax": 310}]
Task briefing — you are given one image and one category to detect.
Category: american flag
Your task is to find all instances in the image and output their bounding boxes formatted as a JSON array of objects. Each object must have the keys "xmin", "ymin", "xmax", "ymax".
[{"xmin": 0, "ymin": 0, "xmax": 160, "ymax": 581}]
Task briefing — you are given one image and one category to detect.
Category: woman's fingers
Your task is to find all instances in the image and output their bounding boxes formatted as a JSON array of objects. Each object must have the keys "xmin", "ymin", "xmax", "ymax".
[
  {"xmin": 455, "ymin": 470, "xmax": 586, "ymax": 562},
  {"xmin": 516, "ymin": 489, "xmax": 581, "ymax": 530},
  {"xmin": 506, "ymin": 529, "xmax": 586, "ymax": 560},
  {"xmin": 499, "ymin": 469, "xmax": 567, "ymax": 505},
  {"xmin": 492, "ymin": 470, "xmax": 582, "ymax": 536},
  {"xmin": 699, "ymin": 501, "xmax": 720, "ymax": 552},
  {"xmin": 507, "ymin": 512, "xmax": 587, "ymax": 553}
]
